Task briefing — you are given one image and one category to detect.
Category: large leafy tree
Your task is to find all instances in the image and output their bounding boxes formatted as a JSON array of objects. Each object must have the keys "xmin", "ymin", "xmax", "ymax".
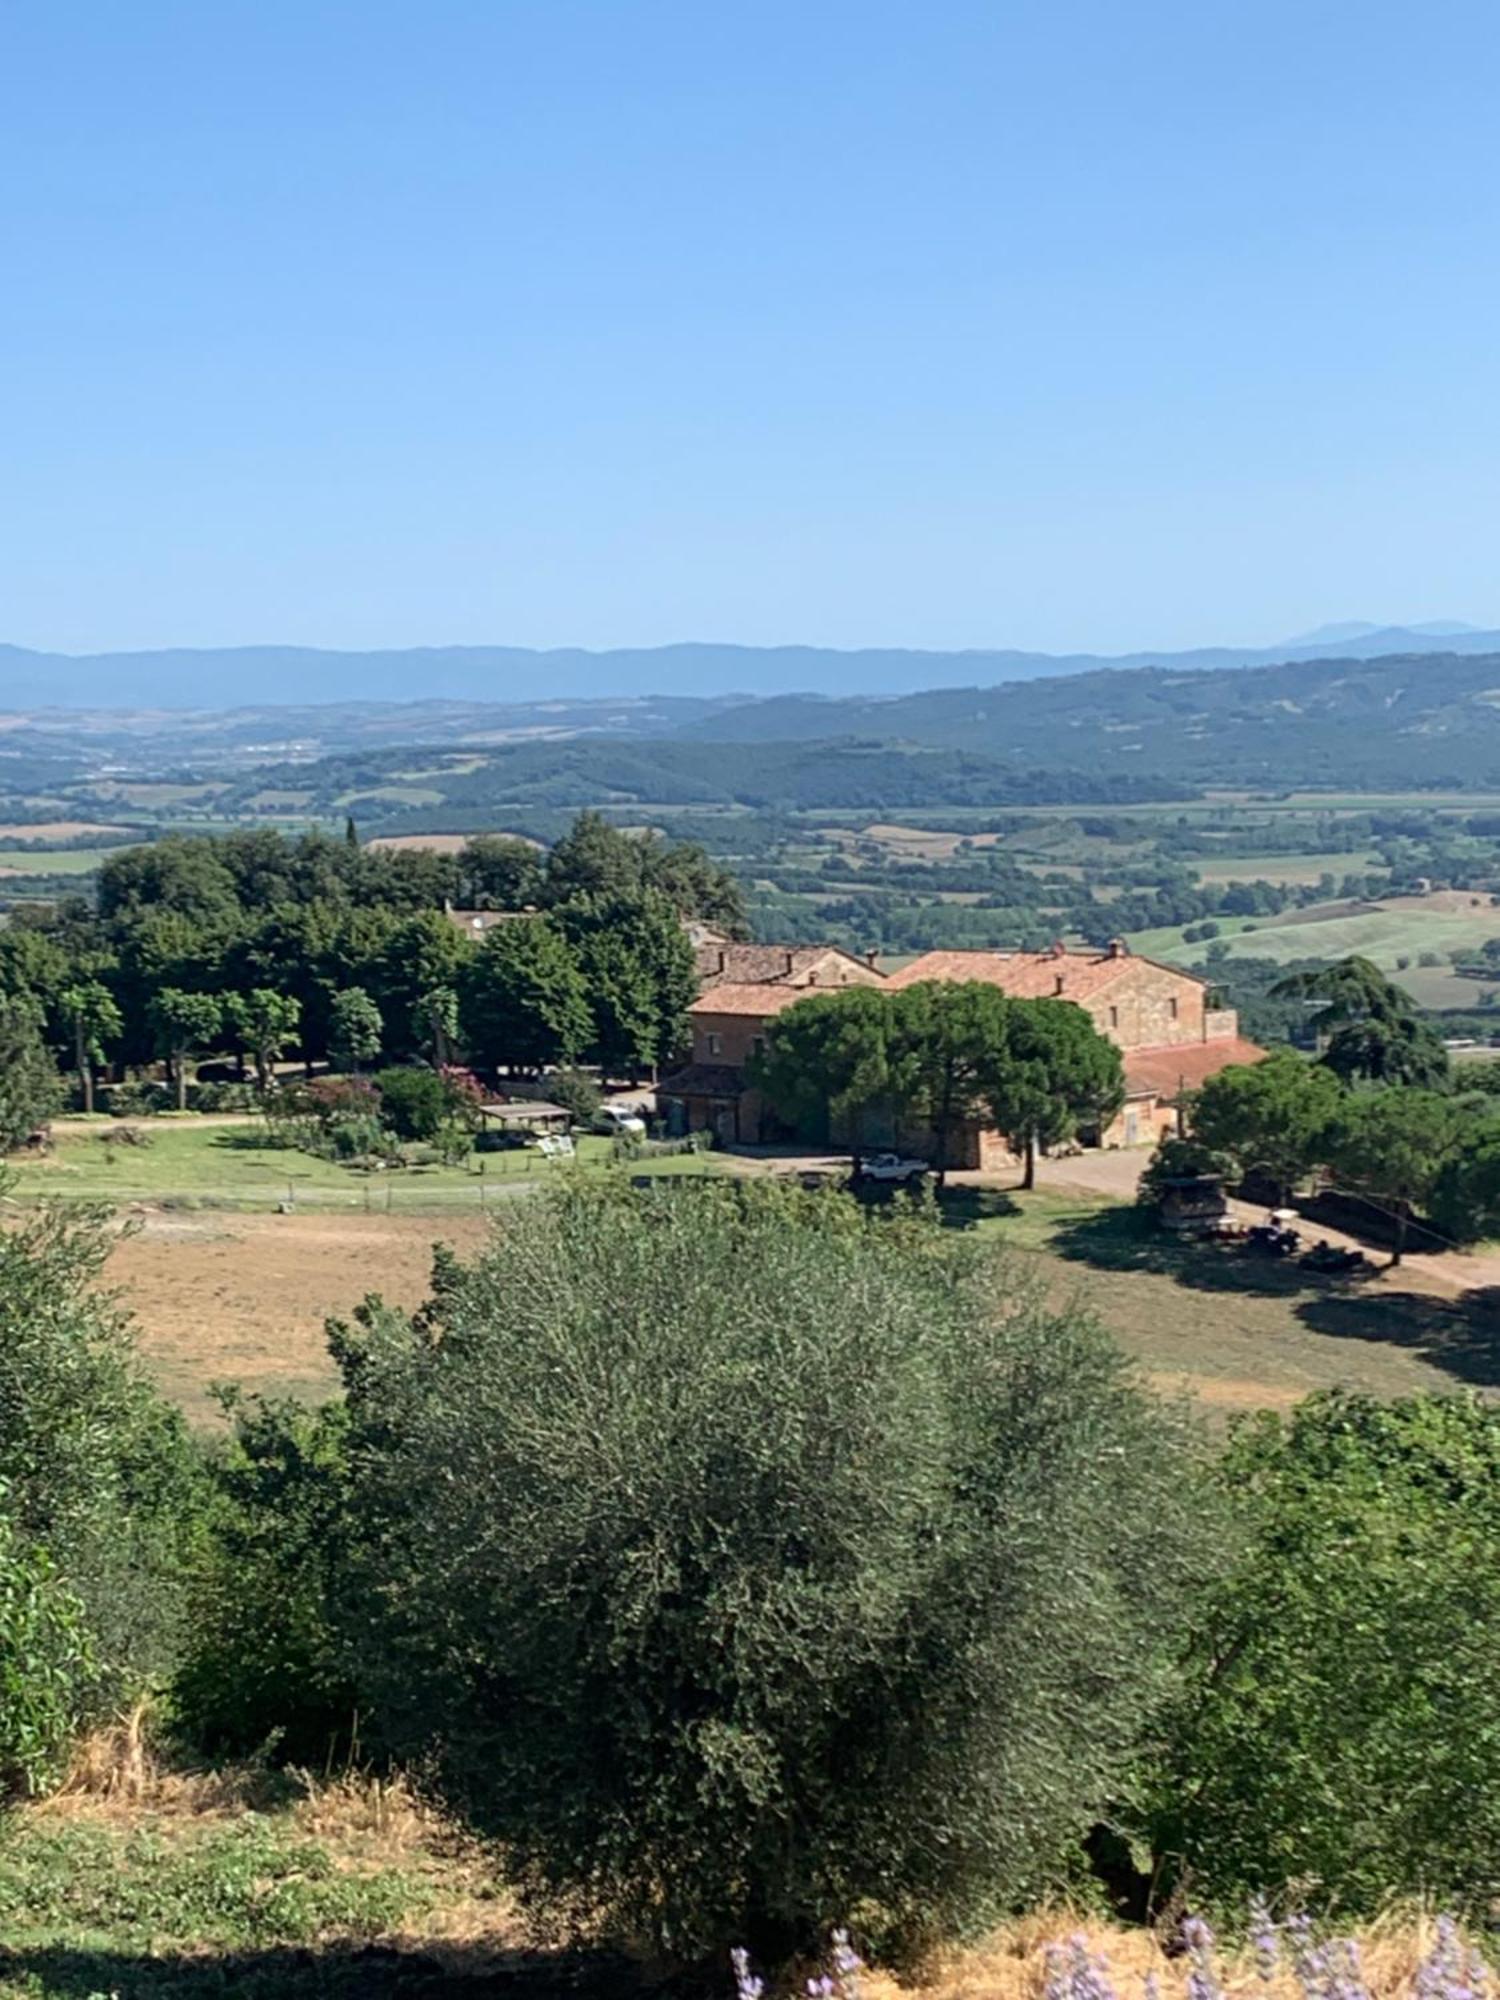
[
  {"xmin": 459, "ymin": 916, "xmax": 593, "ymax": 1072},
  {"xmin": 0, "ymin": 1000, "xmax": 64, "ymax": 1149},
  {"xmin": 558, "ymin": 889, "xmax": 697, "ymax": 1080},
  {"xmin": 59, "ymin": 981, "xmax": 122, "ymax": 1117},
  {"xmin": 148, "ymin": 989, "xmax": 223, "ymax": 1112},
  {"xmin": 456, "ymin": 835, "xmax": 545, "ymax": 911},
  {"xmin": 1188, "ymin": 1048, "xmax": 1344, "ymax": 1203},
  {"xmin": 338, "ymin": 1183, "xmax": 1208, "ymax": 1971},
  {"xmin": 328, "ymin": 987, "xmax": 384, "ymax": 1074},
  {"xmin": 1428, "ymin": 1111, "xmax": 1500, "ymax": 1247},
  {"xmin": 1320, "ymin": 1012, "xmax": 1451, "ymax": 1089},
  {"xmin": 752, "ymin": 986, "xmax": 900, "ymax": 1164},
  {"xmin": 1325, "ymin": 1086, "xmax": 1462, "ymax": 1263},
  {"xmin": 1274, "ymin": 955, "xmax": 1450, "ymax": 1087},
  {"xmin": 542, "ymin": 810, "xmax": 746, "ymax": 933},
  {"xmin": 223, "ymin": 989, "xmax": 301, "ymax": 1093},
  {"xmin": 891, "ymin": 980, "xmax": 1011, "ymax": 1185},
  {"xmin": 1149, "ymin": 1392, "xmax": 1500, "ymax": 1915},
  {"xmin": 982, "ymin": 997, "xmax": 1124, "ymax": 1190}
]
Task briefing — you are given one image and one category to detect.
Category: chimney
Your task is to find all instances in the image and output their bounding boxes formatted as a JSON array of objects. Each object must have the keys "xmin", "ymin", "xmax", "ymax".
[
  {"xmin": 865, "ymin": 949, "xmax": 879, "ymax": 969},
  {"xmin": 1050, "ymin": 938, "xmax": 1067, "ymax": 958},
  {"xmin": 1107, "ymin": 937, "xmax": 1128, "ymax": 959},
  {"xmin": 717, "ymin": 948, "xmax": 727, "ymax": 975},
  {"xmin": 1054, "ymin": 972, "xmax": 1066, "ymax": 995},
  {"xmin": 785, "ymin": 950, "xmax": 796, "ymax": 976}
]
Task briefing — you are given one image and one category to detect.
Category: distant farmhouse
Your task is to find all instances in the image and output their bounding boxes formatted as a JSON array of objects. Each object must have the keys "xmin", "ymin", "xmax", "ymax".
[{"xmin": 661, "ymin": 939, "xmax": 1263, "ymax": 1162}]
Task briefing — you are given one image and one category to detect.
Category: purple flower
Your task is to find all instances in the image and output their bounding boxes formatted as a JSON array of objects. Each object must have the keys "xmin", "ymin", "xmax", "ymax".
[
  {"xmin": 830, "ymin": 1928, "xmax": 864, "ymax": 2000},
  {"xmin": 1181, "ymin": 1914, "xmax": 1223, "ymax": 2000},
  {"xmin": 1249, "ymin": 1898, "xmax": 1281, "ymax": 1982},
  {"xmin": 731, "ymin": 1946, "xmax": 765, "ymax": 2000},
  {"xmin": 1045, "ymin": 1935, "xmax": 1123, "ymax": 2000}
]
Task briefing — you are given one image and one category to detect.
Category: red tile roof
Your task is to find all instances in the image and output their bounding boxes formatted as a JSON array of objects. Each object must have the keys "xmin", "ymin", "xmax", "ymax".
[
  {"xmin": 1123, "ymin": 1036, "xmax": 1267, "ymax": 1101},
  {"xmin": 693, "ymin": 943, "xmax": 882, "ymax": 990},
  {"xmin": 688, "ymin": 983, "xmax": 820, "ymax": 1018},
  {"xmin": 886, "ymin": 947, "xmax": 1159, "ymax": 1001}
]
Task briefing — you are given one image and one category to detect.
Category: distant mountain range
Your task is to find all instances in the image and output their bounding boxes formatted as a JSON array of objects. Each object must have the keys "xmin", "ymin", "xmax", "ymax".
[{"xmin": 4, "ymin": 622, "xmax": 1500, "ymax": 708}]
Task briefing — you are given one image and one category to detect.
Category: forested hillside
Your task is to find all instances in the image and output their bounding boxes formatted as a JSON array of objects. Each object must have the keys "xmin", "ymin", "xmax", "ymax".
[{"xmin": 679, "ymin": 652, "xmax": 1500, "ymax": 788}]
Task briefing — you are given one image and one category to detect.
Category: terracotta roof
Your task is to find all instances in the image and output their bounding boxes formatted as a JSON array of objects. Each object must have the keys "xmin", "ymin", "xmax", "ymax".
[
  {"xmin": 1123, "ymin": 1037, "xmax": 1267, "ymax": 1101},
  {"xmin": 688, "ymin": 983, "xmax": 822, "ymax": 1018},
  {"xmin": 659, "ymin": 1062, "xmax": 748, "ymax": 1098},
  {"xmin": 885, "ymin": 946, "xmax": 1210, "ymax": 1002},
  {"xmin": 885, "ymin": 948, "xmax": 1139, "ymax": 1001},
  {"xmin": 693, "ymin": 942, "xmax": 881, "ymax": 990}
]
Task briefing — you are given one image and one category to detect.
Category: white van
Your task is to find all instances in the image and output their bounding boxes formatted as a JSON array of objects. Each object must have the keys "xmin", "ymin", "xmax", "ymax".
[{"xmin": 591, "ymin": 1103, "xmax": 648, "ymax": 1137}]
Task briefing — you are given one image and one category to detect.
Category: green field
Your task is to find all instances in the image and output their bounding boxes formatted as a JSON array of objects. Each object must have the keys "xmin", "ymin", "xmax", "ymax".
[
  {"xmin": 1191, "ymin": 850, "xmax": 1381, "ymax": 886},
  {"xmin": 9, "ymin": 1118, "xmax": 723, "ymax": 1212},
  {"xmin": 1133, "ymin": 896, "xmax": 1500, "ymax": 977},
  {"xmin": 0, "ymin": 845, "xmax": 126, "ymax": 877}
]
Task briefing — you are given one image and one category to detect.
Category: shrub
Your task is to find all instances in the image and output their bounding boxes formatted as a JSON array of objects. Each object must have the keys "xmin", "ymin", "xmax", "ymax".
[
  {"xmin": 0, "ymin": 1500, "xmax": 94, "ymax": 1801},
  {"xmin": 174, "ymin": 1395, "xmax": 358, "ymax": 1764},
  {"xmin": 1147, "ymin": 1392, "xmax": 1500, "ymax": 1915},
  {"xmin": 372, "ymin": 1066, "xmax": 449, "ymax": 1142},
  {"xmin": 192, "ymin": 1080, "xmax": 259, "ymax": 1113},
  {"xmin": 102, "ymin": 1080, "xmax": 169, "ymax": 1118},
  {"xmin": 546, "ymin": 1065, "xmax": 602, "ymax": 1125},
  {"xmin": 321, "ymin": 1113, "xmax": 389, "ymax": 1162},
  {"xmin": 339, "ymin": 1181, "xmax": 1209, "ymax": 1970},
  {"xmin": 0, "ymin": 1202, "xmax": 204, "ymax": 1709}
]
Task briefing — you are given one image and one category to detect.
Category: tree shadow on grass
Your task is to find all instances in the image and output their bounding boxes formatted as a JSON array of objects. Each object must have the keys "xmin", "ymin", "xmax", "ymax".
[
  {"xmin": 1047, "ymin": 1205, "xmax": 1323, "ymax": 1297},
  {"xmin": 1050, "ymin": 1206, "xmax": 1500, "ymax": 1392},
  {"xmin": 1295, "ymin": 1285, "xmax": 1500, "ymax": 1392},
  {"xmin": 0, "ymin": 1939, "xmax": 644, "ymax": 1999},
  {"xmin": 934, "ymin": 1186, "xmax": 1024, "ymax": 1229},
  {"xmin": 211, "ymin": 1129, "xmax": 290, "ymax": 1153}
]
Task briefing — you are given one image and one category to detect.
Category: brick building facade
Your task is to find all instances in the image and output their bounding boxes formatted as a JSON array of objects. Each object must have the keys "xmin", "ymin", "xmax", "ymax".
[{"xmin": 660, "ymin": 939, "xmax": 1263, "ymax": 1157}]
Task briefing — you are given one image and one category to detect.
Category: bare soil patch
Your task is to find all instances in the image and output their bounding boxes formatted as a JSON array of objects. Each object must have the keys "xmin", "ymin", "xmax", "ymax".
[
  {"xmin": 366, "ymin": 830, "xmax": 541, "ymax": 853},
  {"xmin": 108, "ymin": 1208, "xmax": 490, "ymax": 1419}
]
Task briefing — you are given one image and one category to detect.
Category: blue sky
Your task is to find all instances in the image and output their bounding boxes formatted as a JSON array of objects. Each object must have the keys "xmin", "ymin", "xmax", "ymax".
[{"xmin": 4, "ymin": 1, "xmax": 1500, "ymax": 658}]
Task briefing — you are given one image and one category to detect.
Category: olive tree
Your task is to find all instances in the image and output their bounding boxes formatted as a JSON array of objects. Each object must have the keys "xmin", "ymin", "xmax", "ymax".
[
  {"xmin": 339, "ymin": 1182, "xmax": 1209, "ymax": 1972},
  {"xmin": 1148, "ymin": 1392, "xmax": 1500, "ymax": 1915}
]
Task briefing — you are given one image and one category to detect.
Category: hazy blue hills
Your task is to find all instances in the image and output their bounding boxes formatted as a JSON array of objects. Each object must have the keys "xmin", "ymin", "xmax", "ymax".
[
  {"xmin": 5, "ymin": 622, "xmax": 1500, "ymax": 708},
  {"xmin": 679, "ymin": 652, "xmax": 1500, "ymax": 789}
]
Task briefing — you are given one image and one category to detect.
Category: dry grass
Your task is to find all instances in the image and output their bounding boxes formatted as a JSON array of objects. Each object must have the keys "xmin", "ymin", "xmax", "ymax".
[
  {"xmin": 19, "ymin": 1723, "xmax": 1479, "ymax": 1997},
  {"xmin": 865, "ymin": 1910, "xmax": 1468, "ymax": 2000}
]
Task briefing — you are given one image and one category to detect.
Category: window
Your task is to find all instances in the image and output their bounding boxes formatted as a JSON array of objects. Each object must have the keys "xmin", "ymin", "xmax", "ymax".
[
  {"xmin": 1108, "ymin": 1006, "xmax": 1119, "ymax": 1029},
  {"xmin": 1169, "ymin": 997, "xmax": 1179, "ymax": 1022},
  {"xmin": 706, "ymin": 1032, "xmax": 722, "ymax": 1057},
  {"xmin": 752, "ymin": 1035, "xmax": 766, "ymax": 1056}
]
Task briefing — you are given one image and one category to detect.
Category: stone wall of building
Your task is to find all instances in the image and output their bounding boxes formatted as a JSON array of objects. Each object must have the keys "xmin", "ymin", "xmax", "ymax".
[{"xmin": 1083, "ymin": 960, "xmax": 1210, "ymax": 1051}]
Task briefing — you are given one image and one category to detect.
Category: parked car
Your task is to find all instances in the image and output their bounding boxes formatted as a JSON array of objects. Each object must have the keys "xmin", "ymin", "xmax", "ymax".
[
  {"xmin": 855, "ymin": 1152, "xmax": 931, "ymax": 1185},
  {"xmin": 592, "ymin": 1104, "xmax": 648, "ymax": 1137}
]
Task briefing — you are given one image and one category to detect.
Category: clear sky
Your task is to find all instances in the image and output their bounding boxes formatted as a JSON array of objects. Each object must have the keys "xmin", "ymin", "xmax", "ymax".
[{"xmin": 5, "ymin": 1, "xmax": 1500, "ymax": 659}]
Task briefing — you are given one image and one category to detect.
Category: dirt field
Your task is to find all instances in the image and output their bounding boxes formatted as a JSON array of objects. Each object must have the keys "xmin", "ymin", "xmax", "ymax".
[
  {"xmin": 0, "ymin": 819, "xmax": 127, "ymax": 839},
  {"xmin": 100, "ymin": 1160, "xmax": 1500, "ymax": 1427},
  {"xmin": 366, "ymin": 830, "xmax": 542, "ymax": 853},
  {"xmin": 108, "ymin": 1208, "xmax": 492, "ymax": 1418}
]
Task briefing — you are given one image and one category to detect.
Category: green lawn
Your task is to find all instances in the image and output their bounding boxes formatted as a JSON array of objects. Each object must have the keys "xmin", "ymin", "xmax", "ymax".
[
  {"xmin": 8, "ymin": 1118, "xmax": 724, "ymax": 1212},
  {"xmin": 0, "ymin": 845, "xmax": 123, "ymax": 877}
]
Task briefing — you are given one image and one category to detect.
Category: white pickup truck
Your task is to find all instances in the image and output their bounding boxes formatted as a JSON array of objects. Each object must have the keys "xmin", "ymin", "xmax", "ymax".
[{"xmin": 856, "ymin": 1152, "xmax": 931, "ymax": 1185}]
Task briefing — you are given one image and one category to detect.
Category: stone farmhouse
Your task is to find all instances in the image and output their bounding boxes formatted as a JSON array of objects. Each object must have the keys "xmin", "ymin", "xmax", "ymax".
[{"xmin": 660, "ymin": 938, "xmax": 1262, "ymax": 1159}]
